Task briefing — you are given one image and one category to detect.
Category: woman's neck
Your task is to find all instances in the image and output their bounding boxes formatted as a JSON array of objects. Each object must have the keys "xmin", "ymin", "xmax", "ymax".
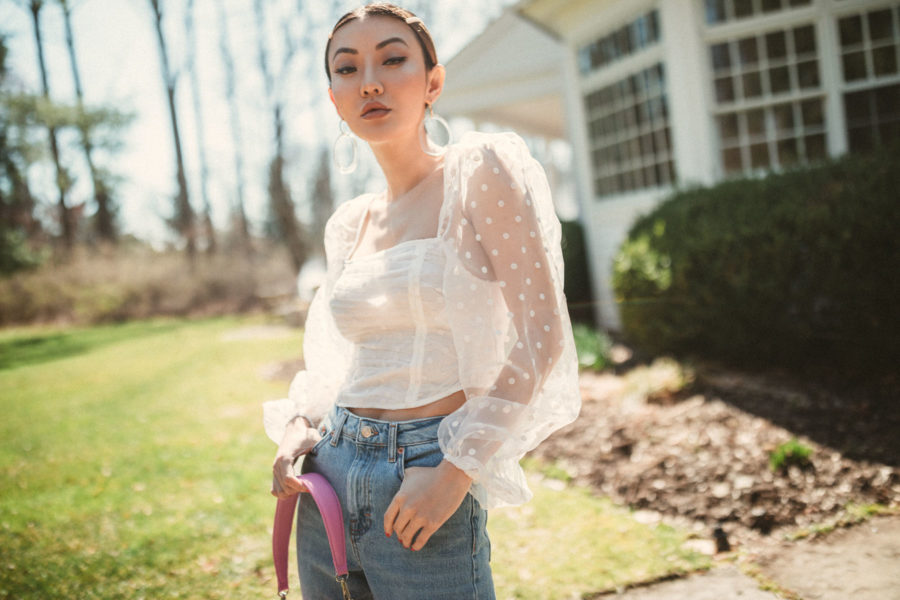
[{"xmin": 369, "ymin": 128, "xmax": 443, "ymax": 201}]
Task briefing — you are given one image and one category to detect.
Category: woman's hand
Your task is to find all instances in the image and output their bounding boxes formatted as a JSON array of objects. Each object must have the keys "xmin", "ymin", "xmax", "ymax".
[
  {"xmin": 270, "ymin": 417, "xmax": 322, "ymax": 499},
  {"xmin": 383, "ymin": 460, "xmax": 473, "ymax": 551}
]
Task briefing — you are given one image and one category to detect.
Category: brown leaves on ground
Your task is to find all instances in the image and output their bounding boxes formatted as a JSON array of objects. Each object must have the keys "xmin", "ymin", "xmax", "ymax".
[{"xmin": 530, "ymin": 359, "xmax": 900, "ymax": 545}]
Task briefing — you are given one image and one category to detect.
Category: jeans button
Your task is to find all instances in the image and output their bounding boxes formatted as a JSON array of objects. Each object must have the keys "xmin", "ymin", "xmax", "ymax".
[{"xmin": 361, "ymin": 425, "xmax": 376, "ymax": 438}]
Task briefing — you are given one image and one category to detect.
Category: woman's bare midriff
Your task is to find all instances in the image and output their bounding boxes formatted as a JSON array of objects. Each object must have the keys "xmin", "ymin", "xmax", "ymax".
[{"xmin": 347, "ymin": 389, "xmax": 467, "ymax": 421}]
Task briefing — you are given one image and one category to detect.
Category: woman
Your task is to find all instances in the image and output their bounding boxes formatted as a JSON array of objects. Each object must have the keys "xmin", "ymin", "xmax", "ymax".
[{"xmin": 263, "ymin": 4, "xmax": 581, "ymax": 598}]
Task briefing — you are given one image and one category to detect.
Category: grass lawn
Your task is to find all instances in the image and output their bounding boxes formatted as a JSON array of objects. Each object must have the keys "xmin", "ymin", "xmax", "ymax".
[{"xmin": 0, "ymin": 316, "xmax": 708, "ymax": 599}]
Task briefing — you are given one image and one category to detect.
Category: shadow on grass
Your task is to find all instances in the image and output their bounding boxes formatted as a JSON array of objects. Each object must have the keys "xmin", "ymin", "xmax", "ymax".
[{"xmin": 0, "ymin": 320, "xmax": 184, "ymax": 371}]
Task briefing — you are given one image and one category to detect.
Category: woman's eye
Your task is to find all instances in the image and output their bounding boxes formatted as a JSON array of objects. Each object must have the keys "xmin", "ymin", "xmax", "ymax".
[
  {"xmin": 384, "ymin": 56, "xmax": 407, "ymax": 65},
  {"xmin": 334, "ymin": 65, "xmax": 356, "ymax": 75}
]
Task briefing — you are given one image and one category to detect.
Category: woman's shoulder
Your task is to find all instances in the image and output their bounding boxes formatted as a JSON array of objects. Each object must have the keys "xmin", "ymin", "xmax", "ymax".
[
  {"xmin": 326, "ymin": 192, "xmax": 376, "ymax": 237},
  {"xmin": 450, "ymin": 130, "xmax": 537, "ymax": 175}
]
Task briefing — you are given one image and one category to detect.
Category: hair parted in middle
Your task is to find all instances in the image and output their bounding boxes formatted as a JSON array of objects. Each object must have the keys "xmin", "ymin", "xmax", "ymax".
[{"xmin": 324, "ymin": 3, "xmax": 438, "ymax": 85}]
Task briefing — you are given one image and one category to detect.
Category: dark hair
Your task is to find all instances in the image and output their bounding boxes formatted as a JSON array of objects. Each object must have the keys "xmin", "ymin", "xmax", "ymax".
[{"xmin": 324, "ymin": 3, "xmax": 438, "ymax": 85}]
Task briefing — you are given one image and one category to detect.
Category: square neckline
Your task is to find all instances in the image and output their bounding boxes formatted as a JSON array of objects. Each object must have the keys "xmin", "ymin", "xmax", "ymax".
[{"xmin": 343, "ymin": 161, "xmax": 451, "ymax": 264}]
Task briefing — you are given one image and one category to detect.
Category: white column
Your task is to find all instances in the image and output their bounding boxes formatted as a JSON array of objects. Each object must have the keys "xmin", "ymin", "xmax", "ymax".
[
  {"xmin": 659, "ymin": 0, "xmax": 719, "ymax": 186},
  {"xmin": 817, "ymin": 5, "xmax": 849, "ymax": 156},
  {"xmin": 561, "ymin": 39, "xmax": 613, "ymax": 329}
]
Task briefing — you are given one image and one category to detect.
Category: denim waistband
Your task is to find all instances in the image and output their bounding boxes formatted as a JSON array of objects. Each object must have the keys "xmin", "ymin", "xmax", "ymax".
[{"xmin": 323, "ymin": 405, "xmax": 445, "ymax": 462}]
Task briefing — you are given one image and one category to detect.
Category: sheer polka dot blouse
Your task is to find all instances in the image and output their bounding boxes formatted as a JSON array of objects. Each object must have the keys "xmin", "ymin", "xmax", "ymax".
[{"xmin": 263, "ymin": 131, "xmax": 581, "ymax": 509}]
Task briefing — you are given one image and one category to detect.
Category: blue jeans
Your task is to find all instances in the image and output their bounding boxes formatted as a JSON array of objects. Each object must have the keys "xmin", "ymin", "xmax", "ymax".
[{"xmin": 296, "ymin": 405, "xmax": 495, "ymax": 599}]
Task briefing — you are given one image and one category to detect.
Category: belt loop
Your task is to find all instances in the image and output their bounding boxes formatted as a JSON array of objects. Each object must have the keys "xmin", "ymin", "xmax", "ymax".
[
  {"xmin": 330, "ymin": 408, "xmax": 348, "ymax": 447},
  {"xmin": 388, "ymin": 422, "xmax": 398, "ymax": 463}
]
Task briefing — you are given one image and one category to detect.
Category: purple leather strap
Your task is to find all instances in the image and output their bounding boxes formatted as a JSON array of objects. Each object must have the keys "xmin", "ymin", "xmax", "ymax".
[{"xmin": 273, "ymin": 472, "xmax": 349, "ymax": 598}]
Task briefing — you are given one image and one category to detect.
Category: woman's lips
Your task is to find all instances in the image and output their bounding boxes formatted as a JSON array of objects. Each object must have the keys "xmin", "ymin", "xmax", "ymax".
[{"xmin": 361, "ymin": 108, "xmax": 391, "ymax": 120}]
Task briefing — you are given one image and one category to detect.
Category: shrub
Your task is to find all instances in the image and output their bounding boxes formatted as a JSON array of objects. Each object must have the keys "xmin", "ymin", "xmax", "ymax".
[
  {"xmin": 560, "ymin": 219, "xmax": 596, "ymax": 326},
  {"xmin": 0, "ymin": 245, "xmax": 295, "ymax": 326},
  {"xmin": 612, "ymin": 144, "xmax": 900, "ymax": 375}
]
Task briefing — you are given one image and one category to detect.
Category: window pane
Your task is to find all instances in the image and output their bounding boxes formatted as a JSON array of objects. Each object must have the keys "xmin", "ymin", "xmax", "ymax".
[
  {"xmin": 867, "ymin": 9, "xmax": 895, "ymax": 41},
  {"xmin": 804, "ymin": 133, "xmax": 826, "ymax": 160},
  {"xmin": 762, "ymin": 0, "xmax": 782, "ymax": 13},
  {"xmin": 750, "ymin": 143, "xmax": 770, "ymax": 168},
  {"xmin": 769, "ymin": 65, "xmax": 791, "ymax": 93},
  {"xmin": 873, "ymin": 45, "xmax": 899, "ymax": 77},
  {"xmin": 839, "ymin": 15, "xmax": 863, "ymax": 48},
  {"xmin": 847, "ymin": 126, "xmax": 873, "ymax": 153},
  {"xmin": 743, "ymin": 71, "xmax": 763, "ymax": 98},
  {"xmin": 766, "ymin": 31, "xmax": 788, "ymax": 61},
  {"xmin": 788, "ymin": 0, "xmax": 811, "ymax": 6},
  {"xmin": 773, "ymin": 103, "xmax": 795, "ymax": 133},
  {"xmin": 844, "ymin": 90, "xmax": 873, "ymax": 125},
  {"xmin": 716, "ymin": 76, "xmax": 736, "ymax": 102},
  {"xmin": 711, "ymin": 43, "xmax": 732, "ymax": 70},
  {"xmin": 842, "ymin": 51, "xmax": 868, "ymax": 81},
  {"xmin": 739, "ymin": 37, "xmax": 760, "ymax": 66},
  {"xmin": 874, "ymin": 84, "xmax": 900, "ymax": 118},
  {"xmin": 793, "ymin": 25, "xmax": 816, "ymax": 55},
  {"xmin": 797, "ymin": 60, "xmax": 820, "ymax": 88},
  {"xmin": 719, "ymin": 113, "xmax": 740, "ymax": 140},
  {"xmin": 706, "ymin": 0, "xmax": 727, "ymax": 24},
  {"xmin": 723, "ymin": 147, "xmax": 743, "ymax": 172},
  {"xmin": 647, "ymin": 11, "xmax": 660, "ymax": 43},
  {"xmin": 801, "ymin": 99, "xmax": 824, "ymax": 128},
  {"xmin": 878, "ymin": 121, "xmax": 900, "ymax": 145},
  {"xmin": 747, "ymin": 109, "xmax": 766, "ymax": 136},
  {"xmin": 734, "ymin": 0, "xmax": 754, "ymax": 19},
  {"xmin": 778, "ymin": 138, "xmax": 800, "ymax": 166}
]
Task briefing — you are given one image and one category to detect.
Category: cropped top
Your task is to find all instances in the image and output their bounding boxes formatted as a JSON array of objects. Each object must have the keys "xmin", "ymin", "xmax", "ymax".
[
  {"xmin": 263, "ymin": 131, "xmax": 581, "ymax": 509},
  {"xmin": 330, "ymin": 238, "xmax": 463, "ymax": 408}
]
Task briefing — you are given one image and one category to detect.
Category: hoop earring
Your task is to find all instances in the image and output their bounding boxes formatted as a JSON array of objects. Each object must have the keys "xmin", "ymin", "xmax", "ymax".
[
  {"xmin": 421, "ymin": 104, "xmax": 452, "ymax": 157},
  {"xmin": 333, "ymin": 120, "xmax": 358, "ymax": 174}
]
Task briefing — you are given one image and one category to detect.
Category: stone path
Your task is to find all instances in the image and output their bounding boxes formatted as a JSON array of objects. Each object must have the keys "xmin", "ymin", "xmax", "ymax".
[{"xmin": 601, "ymin": 515, "xmax": 900, "ymax": 600}]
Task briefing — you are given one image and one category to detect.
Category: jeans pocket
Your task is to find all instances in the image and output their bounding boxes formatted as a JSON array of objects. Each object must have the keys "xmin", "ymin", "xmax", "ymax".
[
  {"xmin": 307, "ymin": 430, "xmax": 332, "ymax": 457},
  {"xmin": 397, "ymin": 440, "xmax": 443, "ymax": 481}
]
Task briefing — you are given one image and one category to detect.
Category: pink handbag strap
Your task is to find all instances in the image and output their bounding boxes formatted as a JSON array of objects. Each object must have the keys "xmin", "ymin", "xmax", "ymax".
[{"xmin": 273, "ymin": 472, "xmax": 351, "ymax": 599}]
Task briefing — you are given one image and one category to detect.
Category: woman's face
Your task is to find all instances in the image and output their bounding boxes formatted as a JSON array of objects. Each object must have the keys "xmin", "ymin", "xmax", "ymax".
[{"xmin": 328, "ymin": 15, "xmax": 443, "ymax": 145}]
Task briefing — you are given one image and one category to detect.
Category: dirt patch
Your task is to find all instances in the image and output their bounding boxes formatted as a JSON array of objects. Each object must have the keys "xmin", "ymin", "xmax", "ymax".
[{"xmin": 529, "ymin": 358, "xmax": 900, "ymax": 547}]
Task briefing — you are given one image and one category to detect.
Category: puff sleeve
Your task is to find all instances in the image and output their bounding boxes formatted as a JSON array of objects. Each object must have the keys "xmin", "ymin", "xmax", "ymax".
[
  {"xmin": 438, "ymin": 132, "xmax": 581, "ymax": 508},
  {"xmin": 262, "ymin": 198, "xmax": 363, "ymax": 444}
]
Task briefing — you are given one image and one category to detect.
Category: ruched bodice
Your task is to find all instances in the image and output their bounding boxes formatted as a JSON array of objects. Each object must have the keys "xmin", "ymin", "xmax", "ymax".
[{"xmin": 329, "ymin": 239, "xmax": 462, "ymax": 407}]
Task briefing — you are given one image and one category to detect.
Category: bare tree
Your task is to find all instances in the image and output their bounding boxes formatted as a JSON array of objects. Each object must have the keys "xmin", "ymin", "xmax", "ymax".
[
  {"xmin": 215, "ymin": 1, "xmax": 251, "ymax": 254},
  {"xmin": 184, "ymin": 0, "xmax": 216, "ymax": 254},
  {"xmin": 254, "ymin": 0, "xmax": 305, "ymax": 272},
  {"xmin": 24, "ymin": 0, "xmax": 74, "ymax": 249},
  {"xmin": 149, "ymin": 0, "xmax": 195, "ymax": 262},
  {"xmin": 309, "ymin": 147, "xmax": 333, "ymax": 258},
  {"xmin": 60, "ymin": 0, "xmax": 116, "ymax": 243}
]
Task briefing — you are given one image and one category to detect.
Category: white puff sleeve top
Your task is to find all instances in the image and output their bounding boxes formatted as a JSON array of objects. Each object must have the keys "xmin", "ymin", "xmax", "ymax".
[{"xmin": 263, "ymin": 131, "xmax": 581, "ymax": 509}]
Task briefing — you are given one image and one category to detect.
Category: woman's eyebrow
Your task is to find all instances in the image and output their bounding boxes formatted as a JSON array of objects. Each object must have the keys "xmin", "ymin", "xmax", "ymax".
[
  {"xmin": 375, "ymin": 37, "xmax": 408, "ymax": 50},
  {"xmin": 332, "ymin": 37, "xmax": 408, "ymax": 63}
]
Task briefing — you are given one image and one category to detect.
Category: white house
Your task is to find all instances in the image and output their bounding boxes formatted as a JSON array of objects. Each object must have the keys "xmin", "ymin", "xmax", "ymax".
[{"xmin": 440, "ymin": 0, "xmax": 900, "ymax": 331}]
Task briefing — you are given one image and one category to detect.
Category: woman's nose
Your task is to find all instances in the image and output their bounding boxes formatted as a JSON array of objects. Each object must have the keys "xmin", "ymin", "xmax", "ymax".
[{"xmin": 361, "ymin": 67, "xmax": 383, "ymax": 97}]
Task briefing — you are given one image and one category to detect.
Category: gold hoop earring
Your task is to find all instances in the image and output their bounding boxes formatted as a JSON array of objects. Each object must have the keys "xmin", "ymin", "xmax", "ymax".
[
  {"xmin": 333, "ymin": 120, "xmax": 358, "ymax": 174},
  {"xmin": 421, "ymin": 104, "xmax": 452, "ymax": 157}
]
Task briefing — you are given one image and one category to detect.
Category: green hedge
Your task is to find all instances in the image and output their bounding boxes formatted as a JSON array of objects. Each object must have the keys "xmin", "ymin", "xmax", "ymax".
[{"xmin": 612, "ymin": 144, "xmax": 900, "ymax": 375}]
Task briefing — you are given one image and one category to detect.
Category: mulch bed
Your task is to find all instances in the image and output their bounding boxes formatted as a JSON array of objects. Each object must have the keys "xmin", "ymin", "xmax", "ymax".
[{"xmin": 529, "ymin": 358, "xmax": 900, "ymax": 546}]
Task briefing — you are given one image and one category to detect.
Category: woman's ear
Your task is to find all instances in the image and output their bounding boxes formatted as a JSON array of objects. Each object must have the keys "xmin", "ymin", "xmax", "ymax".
[{"xmin": 425, "ymin": 64, "xmax": 445, "ymax": 107}]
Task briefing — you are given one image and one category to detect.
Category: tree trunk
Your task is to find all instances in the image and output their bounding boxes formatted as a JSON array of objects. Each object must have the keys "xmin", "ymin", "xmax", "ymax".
[
  {"xmin": 254, "ymin": 0, "xmax": 306, "ymax": 272},
  {"xmin": 29, "ymin": 0, "xmax": 74, "ymax": 249},
  {"xmin": 61, "ymin": 0, "xmax": 116, "ymax": 243},
  {"xmin": 215, "ymin": 1, "xmax": 251, "ymax": 255},
  {"xmin": 184, "ymin": 0, "xmax": 215, "ymax": 254},
  {"xmin": 149, "ymin": 0, "xmax": 195, "ymax": 263}
]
